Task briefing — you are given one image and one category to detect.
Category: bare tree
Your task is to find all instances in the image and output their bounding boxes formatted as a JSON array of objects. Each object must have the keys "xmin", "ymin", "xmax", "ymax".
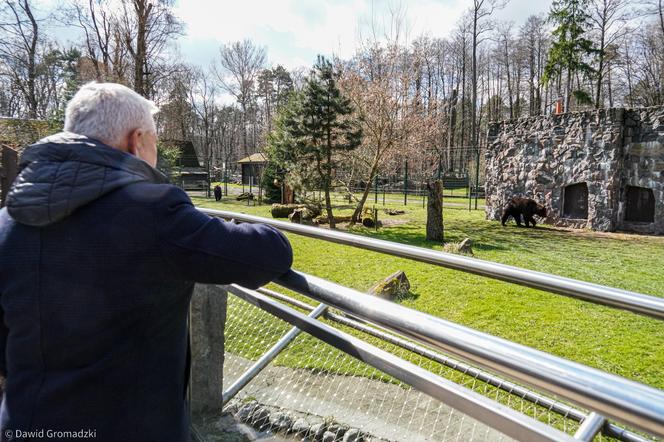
[
  {"xmin": 0, "ymin": 0, "xmax": 41, "ymax": 118},
  {"xmin": 590, "ymin": 0, "xmax": 631, "ymax": 108},
  {"xmin": 118, "ymin": 0, "xmax": 183, "ymax": 97},
  {"xmin": 213, "ymin": 39, "xmax": 266, "ymax": 157},
  {"xmin": 469, "ymin": 0, "xmax": 505, "ymax": 207}
]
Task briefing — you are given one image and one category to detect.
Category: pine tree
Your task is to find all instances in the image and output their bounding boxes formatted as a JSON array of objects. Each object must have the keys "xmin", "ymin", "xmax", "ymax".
[
  {"xmin": 266, "ymin": 56, "xmax": 362, "ymax": 228},
  {"xmin": 543, "ymin": 0, "xmax": 597, "ymax": 111}
]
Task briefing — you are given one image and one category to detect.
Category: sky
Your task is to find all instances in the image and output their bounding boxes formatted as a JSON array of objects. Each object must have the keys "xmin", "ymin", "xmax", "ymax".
[
  {"xmin": 35, "ymin": 0, "xmax": 552, "ymax": 70},
  {"xmin": 174, "ymin": 0, "xmax": 553, "ymax": 70}
]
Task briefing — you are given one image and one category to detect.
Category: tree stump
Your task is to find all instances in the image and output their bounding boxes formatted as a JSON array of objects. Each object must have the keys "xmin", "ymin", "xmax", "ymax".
[{"xmin": 426, "ymin": 180, "xmax": 444, "ymax": 242}]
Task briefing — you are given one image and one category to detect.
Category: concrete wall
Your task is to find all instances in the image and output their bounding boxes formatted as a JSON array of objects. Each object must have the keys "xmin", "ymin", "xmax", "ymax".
[
  {"xmin": 190, "ymin": 284, "xmax": 227, "ymax": 416},
  {"xmin": 485, "ymin": 107, "xmax": 664, "ymax": 234}
]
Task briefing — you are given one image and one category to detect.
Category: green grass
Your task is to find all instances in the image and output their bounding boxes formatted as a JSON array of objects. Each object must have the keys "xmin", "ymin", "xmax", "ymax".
[{"xmin": 191, "ymin": 194, "xmax": 664, "ymax": 392}]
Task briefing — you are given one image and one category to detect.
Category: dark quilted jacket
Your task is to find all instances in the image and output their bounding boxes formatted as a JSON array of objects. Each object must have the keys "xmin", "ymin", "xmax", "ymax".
[{"xmin": 0, "ymin": 133, "xmax": 293, "ymax": 441}]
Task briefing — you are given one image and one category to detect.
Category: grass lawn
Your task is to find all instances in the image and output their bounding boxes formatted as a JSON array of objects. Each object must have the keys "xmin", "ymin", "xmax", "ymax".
[{"xmin": 191, "ymin": 194, "xmax": 664, "ymax": 392}]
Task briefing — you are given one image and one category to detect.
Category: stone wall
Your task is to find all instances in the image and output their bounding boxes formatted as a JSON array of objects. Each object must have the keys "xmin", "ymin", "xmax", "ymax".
[{"xmin": 485, "ymin": 106, "xmax": 664, "ymax": 234}]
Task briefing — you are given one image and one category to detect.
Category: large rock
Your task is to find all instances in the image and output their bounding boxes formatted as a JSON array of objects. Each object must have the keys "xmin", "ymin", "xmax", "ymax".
[
  {"xmin": 269, "ymin": 411, "xmax": 293, "ymax": 433},
  {"xmin": 343, "ymin": 429, "xmax": 363, "ymax": 442},
  {"xmin": 289, "ymin": 207, "xmax": 316, "ymax": 224},
  {"xmin": 458, "ymin": 238, "xmax": 473, "ymax": 255},
  {"xmin": 368, "ymin": 271, "xmax": 410, "ymax": 301},
  {"xmin": 272, "ymin": 203, "xmax": 321, "ymax": 219}
]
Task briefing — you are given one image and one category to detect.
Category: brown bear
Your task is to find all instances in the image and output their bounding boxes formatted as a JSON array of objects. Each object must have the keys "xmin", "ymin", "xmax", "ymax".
[{"xmin": 501, "ymin": 197, "xmax": 547, "ymax": 227}]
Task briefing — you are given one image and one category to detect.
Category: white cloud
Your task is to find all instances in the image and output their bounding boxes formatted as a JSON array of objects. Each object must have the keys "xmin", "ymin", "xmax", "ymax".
[{"xmin": 173, "ymin": 0, "xmax": 551, "ymax": 70}]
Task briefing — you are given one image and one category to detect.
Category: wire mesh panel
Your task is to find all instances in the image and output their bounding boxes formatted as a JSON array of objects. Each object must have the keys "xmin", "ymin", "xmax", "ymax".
[
  {"xmin": 221, "ymin": 290, "xmax": 660, "ymax": 442},
  {"xmin": 223, "ymin": 294, "xmax": 514, "ymax": 441}
]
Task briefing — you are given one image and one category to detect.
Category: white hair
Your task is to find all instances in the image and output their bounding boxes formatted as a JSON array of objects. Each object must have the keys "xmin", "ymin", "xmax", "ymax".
[{"xmin": 64, "ymin": 82, "xmax": 158, "ymax": 147}]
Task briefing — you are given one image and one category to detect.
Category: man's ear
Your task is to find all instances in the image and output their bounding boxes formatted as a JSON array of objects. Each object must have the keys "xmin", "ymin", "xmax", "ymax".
[{"xmin": 126, "ymin": 128, "xmax": 142, "ymax": 157}]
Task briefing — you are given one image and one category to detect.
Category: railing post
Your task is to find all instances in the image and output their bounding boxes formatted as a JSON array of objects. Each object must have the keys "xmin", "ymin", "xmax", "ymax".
[
  {"xmin": 574, "ymin": 412, "xmax": 607, "ymax": 441},
  {"xmin": 189, "ymin": 284, "xmax": 227, "ymax": 416}
]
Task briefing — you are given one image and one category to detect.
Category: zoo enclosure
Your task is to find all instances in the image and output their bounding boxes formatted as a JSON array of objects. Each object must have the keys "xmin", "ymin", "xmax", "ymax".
[{"xmin": 196, "ymin": 208, "xmax": 664, "ymax": 442}]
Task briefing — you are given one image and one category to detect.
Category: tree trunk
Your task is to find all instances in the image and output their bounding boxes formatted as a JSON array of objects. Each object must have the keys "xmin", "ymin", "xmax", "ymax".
[
  {"xmin": 133, "ymin": 0, "xmax": 151, "ymax": 97},
  {"xmin": 350, "ymin": 153, "xmax": 380, "ymax": 225},
  {"xmin": 595, "ymin": 28, "xmax": 606, "ymax": 109},
  {"xmin": 447, "ymin": 89, "xmax": 458, "ymax": 171},
  {"xmin": 426, "ymin": 180, "xmax": 444, "ymax": 242},
  {"xmin": 324, "ymin": 133, "xmax": 335, "ymax": 229}
]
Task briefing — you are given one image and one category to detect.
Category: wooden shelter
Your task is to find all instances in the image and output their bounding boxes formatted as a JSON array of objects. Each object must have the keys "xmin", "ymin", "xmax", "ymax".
[{"xmin": 237, "ymin": 153, "xmax": 267, "ymax": 186}]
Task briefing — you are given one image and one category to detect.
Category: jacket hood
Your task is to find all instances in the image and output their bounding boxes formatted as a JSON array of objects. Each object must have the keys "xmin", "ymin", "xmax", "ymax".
[{"xmin": 7, "ymin": 132, "xmax": 168, "ymax": 227}]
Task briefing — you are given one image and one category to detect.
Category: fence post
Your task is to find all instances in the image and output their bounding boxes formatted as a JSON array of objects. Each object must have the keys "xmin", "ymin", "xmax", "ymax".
[
  {"xmin": 475, "ymin": 147, "xmax": 481, "ymax": 210},
  {"xmin": 468, "ymin": 172, "xmax": 472, "ymax": 212},
  {"xmin": 374, "ymin": 175, "xmax": 378, "ymax": 204},
  {"xmin": 224, "ymin": 162, "xmax": 228, "ymax": 196},
  {"xmin": 404, "ymin": 160, "xmax": 408, "ymax": 206}
]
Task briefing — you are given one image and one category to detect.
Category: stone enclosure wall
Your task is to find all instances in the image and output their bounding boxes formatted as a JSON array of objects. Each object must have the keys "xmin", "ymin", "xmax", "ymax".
[{"xmin": 485, "ymin": 107, "xmax": 664, "ymax": 234}]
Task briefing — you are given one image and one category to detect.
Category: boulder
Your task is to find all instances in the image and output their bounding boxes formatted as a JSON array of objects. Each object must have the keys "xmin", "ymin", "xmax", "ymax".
[
  {"xmin": 458, "ymin": 238, "xmax": 474, "ymax": 255},
  {"xmin": 443, "ymin": 238, "xmax": 474, "ymax": 256},
  {"xmin": 343, "ymin": 429, "xmax": 363, "ymax": 442},
  {"xmin": 269, "ymin": 411, "xmax": 293, "ymax": 433},
  {"xmin": 328, "ymin": 424, "xmax": 348, "ymax": 438},
  {"xmin": 322, "ymin": 431, "xmax": 336, "ymax": 442},
  {"xmin": 249, "ymin": 406, "xmax": 271, "ymax": 430},
  {"xmin": 291, "ymin": 418, "xmax": 310, "ymax": 436},
  {"xmin": 310, "ymin": 423, "xmax": 327, "ymax": 441},
  {"xmin": 288, "ymin": 207, "xmax": 317, "ymax": 224},
  {"xmin": 272, "ymin": 203, "xmax": 322, "ymax": 219},
  {"xmin": 368, "ymin": 271, "xmax": 410, "ymax": 301},
  {"xmin": 235, "ymin": 402, "xmax": 257, "ymax": 423}
]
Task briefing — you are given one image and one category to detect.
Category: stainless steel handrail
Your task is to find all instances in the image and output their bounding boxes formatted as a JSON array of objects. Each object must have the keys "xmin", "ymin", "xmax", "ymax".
[
  {"xmin": 274, "ymin": 269, "xmax": 664, "ymax": 438},
  {"xmin": 226, "ymin": 283, "xmax": 579, "ymax": 442},
  {"xmin": 198, "ymin": 208, "xmax": 664, "ymax": 320},
  {"xmin": 255, "ymin": 287, "xmax": 650, "ymax": 442}
]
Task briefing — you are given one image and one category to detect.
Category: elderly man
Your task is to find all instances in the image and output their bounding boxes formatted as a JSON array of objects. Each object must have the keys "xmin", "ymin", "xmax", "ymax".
[{"xmin": 0, "ymin": 83, "xmax": 293, "ymax": 441}]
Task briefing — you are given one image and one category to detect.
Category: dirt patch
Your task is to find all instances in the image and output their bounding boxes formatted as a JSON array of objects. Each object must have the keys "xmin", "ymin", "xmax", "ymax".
[{"xmin": 543, "ymin": 224, "xmax": 664, "ymax": 242}]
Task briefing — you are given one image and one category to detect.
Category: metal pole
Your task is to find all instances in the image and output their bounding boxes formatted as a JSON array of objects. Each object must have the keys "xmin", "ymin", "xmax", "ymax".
[
  {"xmin": 197, "ymin": 208, "xmax": 664, "ymax": 321},
  {"xmin": 374, "ymin": 175, "xmax": 378, "ymax": 204},
  {"xmin": 475, "ymin": 147, "xmax": 481, "ymax": 210},
  {"xmin": 404, "ymin": 160, "xmax": 408, "ymax": 206},
  {"xmin": 221, "ymin": 302, "xmax": 328, "ymax": 405}
]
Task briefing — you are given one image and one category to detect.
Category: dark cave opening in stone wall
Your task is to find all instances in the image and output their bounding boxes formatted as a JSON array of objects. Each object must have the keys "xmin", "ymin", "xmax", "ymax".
[
  {"xmin": 625, "ymin": 186, "xmax": 655, "ymax": 223},
  {"xmin": 563, "ymin": 182, "xmax": 589, "ymax": 219}
]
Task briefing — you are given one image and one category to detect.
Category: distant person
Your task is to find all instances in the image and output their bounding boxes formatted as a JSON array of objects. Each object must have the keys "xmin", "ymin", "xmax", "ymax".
[
  {"xmin": 214, "ymin": 184, "xmax": 222, "ymax": 201},
  {"xmin": 0, "ymin": 82, "xmax": 293, "ymax": 441}
]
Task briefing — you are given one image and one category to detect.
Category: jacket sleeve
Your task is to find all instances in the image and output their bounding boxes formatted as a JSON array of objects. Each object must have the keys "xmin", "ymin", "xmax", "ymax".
[{"xmin": 155, "ymin": 186, "xmax": 293, "ymax": 288}]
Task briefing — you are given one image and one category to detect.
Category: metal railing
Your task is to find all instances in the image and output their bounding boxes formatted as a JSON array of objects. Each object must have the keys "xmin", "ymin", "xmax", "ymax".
[{"xmin": 198, "ymin": 208, "xmax": 664, "ymax": 441}]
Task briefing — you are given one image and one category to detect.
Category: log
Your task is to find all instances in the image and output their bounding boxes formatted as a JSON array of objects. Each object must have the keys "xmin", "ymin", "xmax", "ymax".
[{"xmin": 426, "ymin": 180, "xmax": 444, "ymax": 241}]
